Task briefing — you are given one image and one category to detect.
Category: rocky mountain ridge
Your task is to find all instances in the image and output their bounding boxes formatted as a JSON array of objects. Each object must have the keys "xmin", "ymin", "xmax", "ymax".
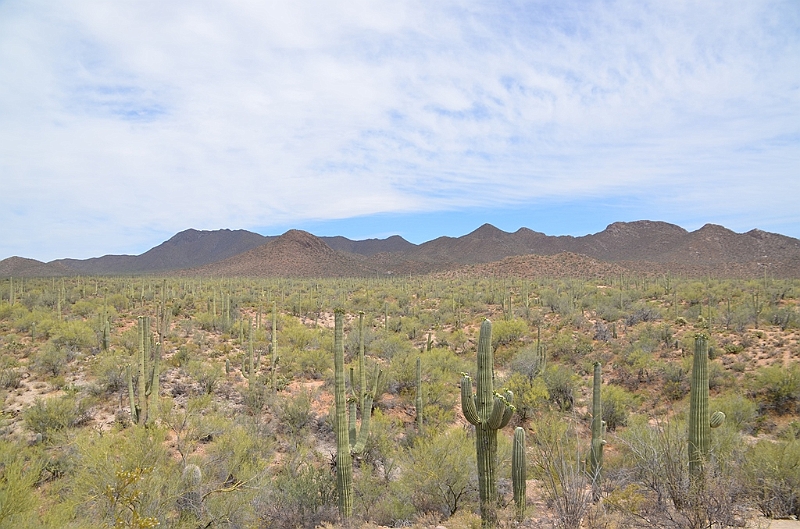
[{"xmin": 4, "ymin": 221, "xmax": 800, "ymax": 278}]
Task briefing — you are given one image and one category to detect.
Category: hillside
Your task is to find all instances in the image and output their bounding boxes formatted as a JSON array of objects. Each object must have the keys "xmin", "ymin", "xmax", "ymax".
[
  {"xmin": 52, "ymin": 228, "xmax": 271, "ymax": 274},
  {"xmin": 188, "ymin": 229, "xmax": 377, "ymax": 277},
  {"xmin": 4, "ymin": 220, "xmax": 800, "ymax": 278}
]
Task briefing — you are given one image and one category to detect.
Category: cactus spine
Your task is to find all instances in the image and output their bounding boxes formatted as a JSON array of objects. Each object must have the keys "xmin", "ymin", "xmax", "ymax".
[
  {"xmin": 512, "ymin": 427, "xmax": 526, "ymax": 522},
  {"xmin": 461, "ymin": 319, "xmax": 515, "ymax": 528},
  {"xmin": 688, "ymin": 334, "xmax": 725, "ymax": 480},
  {"xmin": 333, "ymin": 309, "xmax": 353, "ymax": 519}
]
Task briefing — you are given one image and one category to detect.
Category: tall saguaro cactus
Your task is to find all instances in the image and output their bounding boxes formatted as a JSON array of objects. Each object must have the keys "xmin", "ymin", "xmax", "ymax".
[
  {"xmin": 127, "ymin": 316, "xmax": 160, "ymax": 425},
  {"xmin": 512, "ymin": 427, "xmax": 526, "ymax": 522},
  {"xmin": 415, "ymin": 356, "xmax": 423, "ymax": 430},
  {"xmin": 461, "ymin": 319, "xmax": 515, "ymax": 527},
  {"xmin": 586, "ymin": 361, "xmax": 606, "ymax": 481},
  {"xmin": 333, "ymin": 309, "xmax": 353, "ymax": 519},
  {"xmin": 688, "ymin": 334, "xmax": 725, "ymax": 480},
  {"xmin": 271, "ymin": 301, "xmax": 278, "ymax": 391}
]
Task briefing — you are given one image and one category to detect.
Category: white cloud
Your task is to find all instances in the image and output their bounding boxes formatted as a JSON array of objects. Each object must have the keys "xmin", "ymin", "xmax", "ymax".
[{"xmin": 1, "ymin": 0, "xmax": 798, "ymax": 260}]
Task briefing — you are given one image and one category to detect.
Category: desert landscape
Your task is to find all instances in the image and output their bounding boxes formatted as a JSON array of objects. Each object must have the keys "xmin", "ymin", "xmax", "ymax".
[{"xmin": 0, "ymin": 223, "xmax": 799, "ymax": 528}]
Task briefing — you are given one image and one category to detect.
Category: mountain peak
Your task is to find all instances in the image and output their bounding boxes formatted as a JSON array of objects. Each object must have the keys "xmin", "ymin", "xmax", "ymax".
[{"xmin": 465, "ymin": 223, "xmax": 507, "ymax": 239}]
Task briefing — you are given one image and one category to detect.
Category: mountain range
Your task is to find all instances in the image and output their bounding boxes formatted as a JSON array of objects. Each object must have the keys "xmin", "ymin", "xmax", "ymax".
[{"xmin": 3, "ymin": 221, "xmax": 800, "ymax": 278}]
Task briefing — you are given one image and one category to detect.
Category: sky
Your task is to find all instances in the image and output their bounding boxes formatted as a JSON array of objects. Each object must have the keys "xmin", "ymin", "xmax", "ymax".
[{"xmin": 1, "ymin": 1, "xmax": 799, "ymax": 262}]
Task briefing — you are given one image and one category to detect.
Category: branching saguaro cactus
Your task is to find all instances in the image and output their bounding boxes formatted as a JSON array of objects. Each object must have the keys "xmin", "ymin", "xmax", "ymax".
[
  {"xmin": 461, "ymin": 319, "xmax": 515, "ymax": 528},
  {"xmin": 512, "ymin": 427, "xmax": 526, "ymax": 522},
  {"xmin": 688, "ymin": 334, "xmax": 725, "ymax": 481},
  {"xmin": 586, "ymin": 361, "xmax": 606, "ymax": 482},
  {"xmin": 349, "ymin": 311, "xmax": 383, "ymax": 454},
  {"xmin": 126, "ymin": 316, "xmax": 160, "ymax": 425},
  {"xmin": 333, "ymin": 309, "xmax": 384, "ymax": 521}
]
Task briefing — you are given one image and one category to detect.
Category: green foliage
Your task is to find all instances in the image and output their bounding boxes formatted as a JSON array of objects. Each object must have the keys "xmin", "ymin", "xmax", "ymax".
[
  {"xmin": 24, "ymin": 393, "xmax": 88, "ymax": 441},
  {"xmin": 743, "ymin": 439, "xmax": 800, "ymax": 518},
  {"xmin": 32, "ymin": 342, "xmax": 71, "ymax": 377},
  {"xmin": 396, "ymin": 428, "xmax": 477, "ymax": 517},
  {"xmin": 51, "ymin": 320, "xmax": 96, "ymax": 350},
  {"xmin": 261, "ymin": 450, "xmax": 337, "ymax": 529},
  {"xmin": 601, "ymin": 383, "xmax": 635, "ymax": 431},
  {"xmin": 491, "ymin": 318, "xmax": 528, "ymax": 349},
  {"xmin": 711, "ymin": 392, "xmax": 759, "ymax": 434},
  {"xmin": 0, "ymin": 440, "xmax": 44, "ymax": 526},
  {"xmin": 186, "ymin": 360, "xmax": 223, "ymax": 395},
  {"xmin": 543, "ymin": 364, "xmax": 577, "ymax": 411},
  {"xmin": 548, "ymin": 329, "xmax": 592, "ymax": 363},
  {"xmin": 750, "ymin": 363, "xmax": 800, "ymax": 414},
  {"xmin": 505, "ymin": 373, "xmax": 549, "ymax": 421}
]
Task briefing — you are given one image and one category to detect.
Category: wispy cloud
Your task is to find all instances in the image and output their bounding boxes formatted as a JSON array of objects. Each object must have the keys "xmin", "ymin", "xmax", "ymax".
[{"xmin": 1, "ymin": 0, "xmax": 798, "ymax": 260}]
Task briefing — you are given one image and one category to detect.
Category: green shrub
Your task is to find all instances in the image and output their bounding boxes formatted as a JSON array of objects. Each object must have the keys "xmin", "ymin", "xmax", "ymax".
[
  {"xmin": 743, "ymin": 439, "xmax": 800, "ymax": 518},
  {"xmin": 751, "ymin": 363, "xmax": 800, "ymax": 414},
  {"xmin": 601, "ymin": 384, "xmax": 635, "ymax": 431},
  {"xmin": 491, "ymin": 318, "xmax": 528, "ymax": 348},
  {"xmin": 505, "ymin": 372, "xmax": 549, "ymax": 421},
  {"xmin": 544, "ymin": 364, "xmax": 577, "ymax": 411},
  {"xmin": 23, "ymin": 394, "xmax": 88, "ymax": 441},
  {"xmin": 396, "ymin": 428, "xmax": 477, "ymax": 517},
  {"xmin": 32, "ymin": 342, "xmax": 70, "ymax": 377},
  {"xmin": 710, "ymin": 392, "xmax": 758, "ymax": 433},
  {"xmin": 0, "ymin": 440, "xmax": 44, "ymax": 526}
]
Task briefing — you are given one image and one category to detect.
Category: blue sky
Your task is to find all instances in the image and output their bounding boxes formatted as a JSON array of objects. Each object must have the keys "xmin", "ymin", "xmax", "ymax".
[{"xmin": 1, "ymin": 1, "xmax": 799, "ymax": 261}]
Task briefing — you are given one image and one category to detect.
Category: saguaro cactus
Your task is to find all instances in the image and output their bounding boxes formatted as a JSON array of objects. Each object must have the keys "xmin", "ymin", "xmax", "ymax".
[
  {"xmin": 271, "ymin": 301, "xmax": 278, "ymax": 391},
  {"xmin": 461, "ymin": 319, "xmax": 515, "ymax": 527},
  {"xmin": 415, "ymin": 356, "xmax": 423, "ymax": 429},
  {"xmin": 586, "ymin": 362, "xmax": 606, "ymax": 481},
  {"xmin": 333, "ymin": 309, "xmax": 353, "ymax": 519},
  {"xmin": 688, "ymin": 334, "xmax": 725, "ymax": 480},
  {"xmin": 127, "ymin": 316, "xmax": 160, "ymax": 425},
  {"xmin": 512, "ymin": 427, "xmax": 526, "ymax": 522}
]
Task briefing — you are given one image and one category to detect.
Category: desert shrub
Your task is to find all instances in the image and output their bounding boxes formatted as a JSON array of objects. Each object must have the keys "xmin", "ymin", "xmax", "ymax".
[
  {"xmin": 743, "ymin": 439, "xmax": 800, "ymax": 518},
  {"xmin": 549, "ymin": 330, "xmax": 592, "ymax": 363},
  {"xmin": 491, "ymin": 318, "xmax": 528, "ymax": 348},
  {"xmin": 51, "ymin": 320, "xmax": 95, "ymax": 350},
  {"xmin": 661, "ymin": 362, "xmax": 689, "ymax": 401},
  {"xmin": 529, "ymin": 414, "xmax": 591, "ymax": 529},
  {"xmin": 711, "ymin": 392, "xmax": 759, "ymax": 434},
  {"xmin": 371, "ymin": 331, "xmax": 414, "ymax": 360},
  {"xmin": 544, "ymin": 364, "xmax": 577, "ymax": 411},
  {"xmin": 258, "ymin": 450, "xmax": 337, "ymax": 529},
  {"xmin": 90, "ymin": 350, "xmax": 128, "ymax": 394},
  {"xmin": 601, "ymin": 383, "xmax": 635, "ymax": 431},
  {"xmin": 289, "ymin": 346, "xmax": 332, "ymax": 379},
  {"xmin": 274, "ymin": 389, "xmax": 314, "ymax": 441},
  {"xmin": 23, "ymin": 394, "xmax": 89, "ymax": 441},
  {"xmin": 186, "ymin": 360, "xmax": 223, "ymax": 395},
  {"xmin": 0, "ymin": 366, "xmax": 23, "ymax": 389},
  {"xmin": 49, "ymin": 426, "xmax": 179, "ymax": 527},
  {"xmin": 0, "ymin": 440, "xmax": 45, "ymax": 526},
  {"xmin": 505, "ymin": 372, "xmax": 549, "ymax": 421},
  {"xmin": 395, "ymin": 428, "xmax": 477, "ymax": 518},
  {"xmin": 510, "ymin": 344, "xmax": 547, "ymax": 379},
  {"xmin": 624, "ymin": 304, "xmax": 661, "ymax": 327},
  {"xmin": 32, "ymin": 342, "xmax": 71, "ymax": 377},
  {"xmin": 750, "ymin": 363, "xmax": 800, "ymax": 414},
  {"xmin": 617, "ymin": 416, "xmax": 749, "ymax": 527}
]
